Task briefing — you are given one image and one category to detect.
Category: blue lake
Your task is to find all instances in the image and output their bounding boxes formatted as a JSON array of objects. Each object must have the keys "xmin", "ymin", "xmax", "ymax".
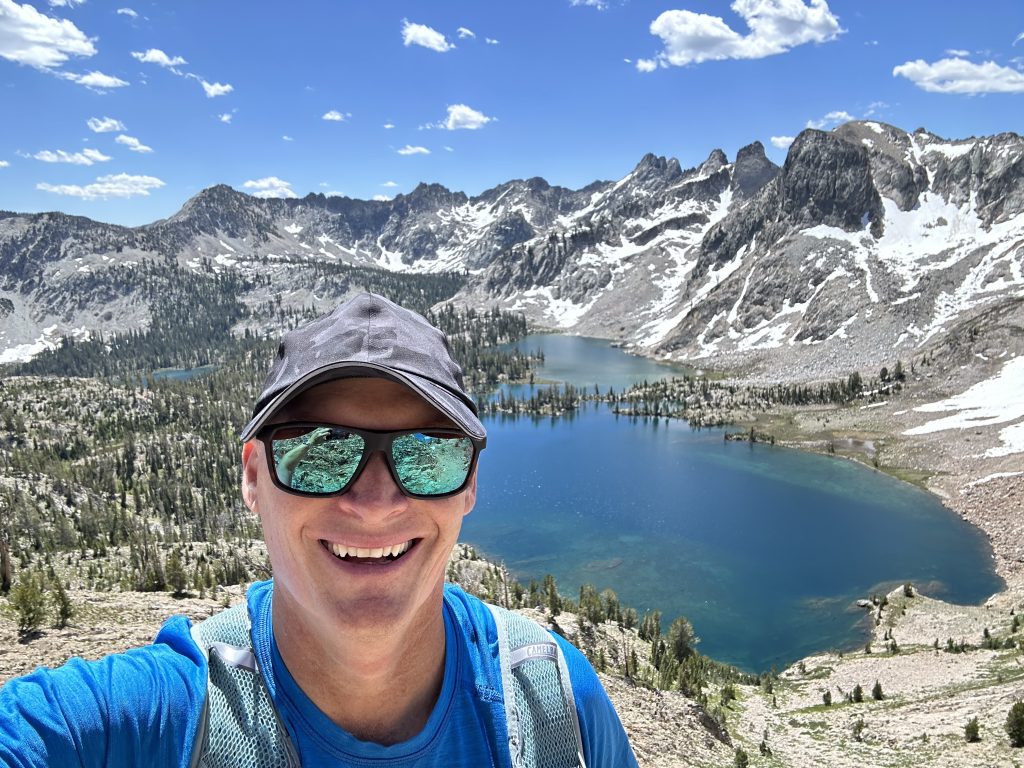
[
  {"xmin": 152, "ymin": 365, "xmax": 217, "ymax": 382},
  {"xmin": 463, "ymin": 335, "xmax": 1003, "ymax": 672}
]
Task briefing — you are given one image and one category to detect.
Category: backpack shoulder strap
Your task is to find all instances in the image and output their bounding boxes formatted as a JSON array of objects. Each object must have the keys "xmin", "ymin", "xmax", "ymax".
[
  {"xmin": 487, "ymin": 604, "xmax": 587, "ymax": 768},
  {"xmin": 188, "ymin": 604, "xmax": 300, "ymax": 768}
]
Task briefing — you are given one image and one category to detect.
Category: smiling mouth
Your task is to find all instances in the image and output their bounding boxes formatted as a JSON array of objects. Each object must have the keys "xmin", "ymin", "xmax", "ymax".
[{"xmin": 323, "ymin": 539, "xmax": 416, "ymax": 564}]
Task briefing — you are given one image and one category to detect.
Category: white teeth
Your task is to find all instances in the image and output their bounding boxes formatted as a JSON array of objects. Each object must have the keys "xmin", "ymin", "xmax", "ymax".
[{"xmin": 328, "ymin": 540, "xmax": 412, "ymax": 560}]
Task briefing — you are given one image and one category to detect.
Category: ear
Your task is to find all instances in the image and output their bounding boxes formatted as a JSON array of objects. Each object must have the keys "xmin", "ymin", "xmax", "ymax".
[
  {"xmin": 459, "ymin": 468, "xmax": 478, "ymax": 518},
  {"xmin": 241, "ymin": 441, "xmax": 261, "ymax": 513}
]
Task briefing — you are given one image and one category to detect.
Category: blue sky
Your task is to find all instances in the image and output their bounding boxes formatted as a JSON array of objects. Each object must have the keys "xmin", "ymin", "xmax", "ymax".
[{"xmin": 1, "ymin": 0, "xmax": 1022, "ymax": 226}]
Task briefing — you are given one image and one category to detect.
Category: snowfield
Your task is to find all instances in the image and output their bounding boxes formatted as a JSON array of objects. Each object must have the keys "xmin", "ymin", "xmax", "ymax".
[{"xmin": 903, "ymin": 355, "xmax": 1024, "ymax": 457}]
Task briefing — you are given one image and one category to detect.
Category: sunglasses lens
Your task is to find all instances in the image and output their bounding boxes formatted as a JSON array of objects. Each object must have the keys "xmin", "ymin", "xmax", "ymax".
[
  {"xmin": 270, "ymin": 426, "xmax": 365, "ymax": 494},
  {"xmin": 392, "ymin": 432, "xmax": 475, "ymax": 496}
]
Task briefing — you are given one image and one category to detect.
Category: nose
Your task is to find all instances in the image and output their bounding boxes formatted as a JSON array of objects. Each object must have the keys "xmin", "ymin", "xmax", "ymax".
[{"xmin": 335, "ymin": 450, "xmax": 408, "ymax": 520}]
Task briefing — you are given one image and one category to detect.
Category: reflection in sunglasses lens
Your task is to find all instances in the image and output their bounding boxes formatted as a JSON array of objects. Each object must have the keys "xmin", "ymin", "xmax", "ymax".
[
  {"xmin": 273, "ymin": 428, "xmax": 364, "ymax": 493},
  {"xmin": 270, "ymin": 427, "xmax": 474, "ymax": 497},
  {"xmin": 393, "ymin": 433, "xmax": 473, "ymax": 495}
]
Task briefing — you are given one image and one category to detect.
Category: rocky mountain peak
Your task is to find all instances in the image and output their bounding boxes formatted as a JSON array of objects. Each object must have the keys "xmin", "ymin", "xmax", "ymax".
[
  {"xmin": 163, "ymin": 183, "xmax": 274, "ymax": 239},
  {"xmin": 173, "ymin": 184, "xmax": 250, "ymax": 216},
  {"xmin": 632, "ymin": 153, "xmax": 684, "ymax": 185},
  {"xmin": 395, "ymin": 182, "xmax": 468, "ymax": 211},
  {"xmin": 730, "ymin": 141, "xmax": 779, "ymax": 199},
  {"xmin": 779, "ymin": 129, "xmax": 884, "ymax": 235},
  {"xmin": 830, "ymin": 121, "xmax": 927, "ymax": 212},
  {"xmin": 698, "ymin": 149, "xmax": 728, "ymax": 177},
  {"xmin": 523, "ymin": 176, "xmax": 553, "ymax": 194}
]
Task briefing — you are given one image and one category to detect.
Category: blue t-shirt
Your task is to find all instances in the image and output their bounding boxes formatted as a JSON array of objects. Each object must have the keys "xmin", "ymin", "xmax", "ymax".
[{"xmin": 0, "ymin": 581, "xmax": 638, "ymax": 767}]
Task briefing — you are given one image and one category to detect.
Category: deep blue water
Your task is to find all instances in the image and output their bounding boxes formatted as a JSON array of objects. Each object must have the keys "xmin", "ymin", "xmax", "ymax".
[
  {"xmin": 152, "ymin": 365, "xmax": 217, "ymax": 382},
  {"xmin": 463, "ymin": 335, "xmax": 1003, "ymax": 673},
  {"xmin": 500, "ymin": 334, "xmax": 695, "ymax": 395}
]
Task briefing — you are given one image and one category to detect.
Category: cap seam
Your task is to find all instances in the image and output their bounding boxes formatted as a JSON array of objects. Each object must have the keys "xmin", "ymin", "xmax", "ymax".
[{"xmin": 361, "ymin": 294, "xmax": 372, "ymax": 362}]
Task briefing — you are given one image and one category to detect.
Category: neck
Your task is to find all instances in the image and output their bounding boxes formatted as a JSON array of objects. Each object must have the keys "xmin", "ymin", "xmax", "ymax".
[{"xmin": 272, "ymin": 595, "xmax": 448, "ymax": 745}]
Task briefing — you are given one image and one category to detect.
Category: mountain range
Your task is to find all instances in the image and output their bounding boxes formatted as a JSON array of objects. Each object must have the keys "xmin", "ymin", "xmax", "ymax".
[{"xmin": 2, "ymin": 120, "xmax": 1022, "ymax": 378}]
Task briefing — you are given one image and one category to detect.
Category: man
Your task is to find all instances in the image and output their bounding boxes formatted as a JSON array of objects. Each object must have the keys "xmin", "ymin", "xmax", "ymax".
[{"xmin": 0, "ymin": 293, "xmax": 638, "ymax": 767}]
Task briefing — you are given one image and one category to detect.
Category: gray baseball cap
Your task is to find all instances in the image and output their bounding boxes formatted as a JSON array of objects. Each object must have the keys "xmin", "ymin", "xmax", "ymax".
[{"xmin": 240, "ymin": 293, "xmax": 486, "ymax": 442}]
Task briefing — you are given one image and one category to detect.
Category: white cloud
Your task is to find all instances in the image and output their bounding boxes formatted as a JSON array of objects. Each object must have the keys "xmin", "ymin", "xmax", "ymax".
[
  {"xmin": 33, "ymin": 147, "xmax": 110, "ymax": 165},
  {"xmin": 115, "ymin": 134, "xmax": 152, "ymax": 152},
  {"xmin": 322, "ymin": 110, "xmax": 350, "ymax": 121},
  {"xmin": 864, "ymin": 100, "xmax": 888, "ymax": 116},
  {"xmin": 199, "ymin": 79, "xmax": 232, "ymax": 97},
  {"xmin": 131, "ymin": 48, "xmax": 186, "ymax": 69},
  {"xmin": 0, "ymin": 160, "xmax": 9, "ymax": 167},
  {"xmin": 116, "ymin": 7, "xmax": 137, "ymax": 17},
  {"xmin": 805, "ymin": 109, "xmax": 854, "ymax": 129},
  {"xmin": 571, "ymin": 0, "xmax": 609, "ymax": 9},
  {"xmin": 945, "ymin": 48, "xmax": 970, "ymax": 57},
  {"xmin": 485, "ymin": 38, "xmax": 499, "ymax": 45},
  {"xmin": 69, "ymin": 70, "xmax": 128, "ymax": 88},
  {"xmin": 383, "ymin": 122, "xmax": 395, "ymax": 129},
  {"xmin": 397, "ymin": 145, "xmax": 430, "ymax": 155},
  {"xmin": 1015, "ymin": 31, "xmax": 1024, "ymax": 45},
  {"xmin": 87, "ymin": 115, "xmax": 124, "ymax": 132},
  {"xmin": 132, "ymin": 53, "xmax": 238, "ymax": 102},
  {"xmin": 440, "ymin": 103, "xmax": 493, "ymax": 130},
  {"xmin": 242, "ymin": 176, "xmax": 297, "ymax": 199},
  {"xmin": 218, "ymin": 112, "xmax": 233, "ymax": 123},
  {"xmin": 636, "ymin": 58, "xmax": 658, "ymax": 72},
  {"xmin": 381, "ymin": 180, "xmax": 398, "ymax": 187},
  {"xmin": 0, "ymin": 0, "xmax": 96, "ymax": 69},
  {"xmin": 770, "ymin": 135, "xmax": 794, "ymax": 149},
  {"xmin": 893, "ymin": 57, "xmax": 1024, "ymax": 94},
  {"xmin": 401, "ymin": 19, "xmax": 453, "ymax": 52},
  {"xmin": 37, "ymin": 172, "xmax": 164, "ymax": 200},
  {"xmin": 645, "ymin": 0, "xmax": 843, "ymax": 68},
  {"xmin": 372, "ymin": 194, "xmax": 391, "ymax": 201},
  {"xmin": 444, "ymin": 146, "xmax": 454, "ymax": 152},
  {"xmin": 47, "ymin": 0, "xmax": 84, "ymax": 7},
  {"xmin": 457, "ymin": 26, "xmax": 475, "ymax": 39},
  {"xmin": 282, "ymin": 135, "xmax": 293, "ymax": 142}
]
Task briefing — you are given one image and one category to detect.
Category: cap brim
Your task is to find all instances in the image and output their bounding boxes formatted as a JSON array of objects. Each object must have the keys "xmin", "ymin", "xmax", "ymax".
[{"xmin": 239, "ymin": 361, "xmax": 486, "ymax": 442}]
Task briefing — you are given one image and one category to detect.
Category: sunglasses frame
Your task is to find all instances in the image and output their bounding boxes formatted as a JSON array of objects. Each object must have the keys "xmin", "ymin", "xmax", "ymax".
[{"xmin": 256, "ymin": 421, "xmax": 486, "ymax": 500}]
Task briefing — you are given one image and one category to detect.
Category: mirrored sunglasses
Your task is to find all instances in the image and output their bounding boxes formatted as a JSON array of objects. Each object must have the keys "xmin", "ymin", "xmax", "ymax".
[{"xmin": 257, "ymin": 422, "xmax": 485, "ymax": 499}]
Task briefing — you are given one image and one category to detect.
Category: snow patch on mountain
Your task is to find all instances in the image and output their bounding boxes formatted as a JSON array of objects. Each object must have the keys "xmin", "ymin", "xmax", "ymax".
[
  {"xmin": 903, "ymin": 357, "xmax": 1024, "ymax": 453},
  {"xmin": 510, "ymin": 286, "xmax": 596, "ymax": 328},
  {"xmin": 924, "ymin": 142, "xmax": 976, "ymax": 160},
  {"xmin": 0, "ymin": 325, "xmax": 74, "ymax": 364}
]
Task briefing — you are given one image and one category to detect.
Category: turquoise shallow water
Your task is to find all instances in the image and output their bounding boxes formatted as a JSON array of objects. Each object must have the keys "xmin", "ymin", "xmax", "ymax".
[{"xmin": 463, "ymin": 335, "xmax": 1003, "ymax": 673}]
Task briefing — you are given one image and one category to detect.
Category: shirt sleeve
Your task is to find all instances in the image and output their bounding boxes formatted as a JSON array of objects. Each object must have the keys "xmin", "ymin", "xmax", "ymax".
[
  {"xmin": 552, "ymin": 634, "xmax": 640, "ymax": 768},
  {"xmin": 0, "ymin": 616, "xmax": 208, "ymax": 768}
]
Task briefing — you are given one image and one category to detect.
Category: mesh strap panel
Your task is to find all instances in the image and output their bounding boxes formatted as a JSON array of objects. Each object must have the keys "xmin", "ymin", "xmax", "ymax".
[
  {"xmin": 488, "ymin": 605, "xmax": 586, "ymax": 768},
  {"xmin": 189, "ymin": 605, "xmax": 300, "ymax": 768}
]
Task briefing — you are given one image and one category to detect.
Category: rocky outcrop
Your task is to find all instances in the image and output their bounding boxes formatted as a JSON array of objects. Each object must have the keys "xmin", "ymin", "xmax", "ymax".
[
  {"xmin": 778, "ymin": 129, "xmax": 885, "ymax": 236},
  {"xmin": 730, "ymin": 141, "xmax": 779, "ymax": 199}
]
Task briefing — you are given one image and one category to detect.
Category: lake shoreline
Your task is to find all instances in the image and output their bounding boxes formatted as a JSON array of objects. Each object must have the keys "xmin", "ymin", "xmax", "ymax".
[
  {"xmin": 599, "ymin": 325, "xmax": 1024, "ymax": 600},
  {"xmin": 708, "ymin": 386, "xmax": 1022, "ymax": 602}
]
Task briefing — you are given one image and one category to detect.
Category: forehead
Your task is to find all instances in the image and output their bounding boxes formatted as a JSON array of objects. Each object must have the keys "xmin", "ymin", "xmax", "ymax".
[{"xmin": 278, "ymin": 376, "xmax": 453, "ymax": 430}]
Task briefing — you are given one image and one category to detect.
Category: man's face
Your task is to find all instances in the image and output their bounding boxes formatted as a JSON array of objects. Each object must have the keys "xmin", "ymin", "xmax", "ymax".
[{"xmin": 241, "ymin": 377, "xmax": 477, "ymax": 639}]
